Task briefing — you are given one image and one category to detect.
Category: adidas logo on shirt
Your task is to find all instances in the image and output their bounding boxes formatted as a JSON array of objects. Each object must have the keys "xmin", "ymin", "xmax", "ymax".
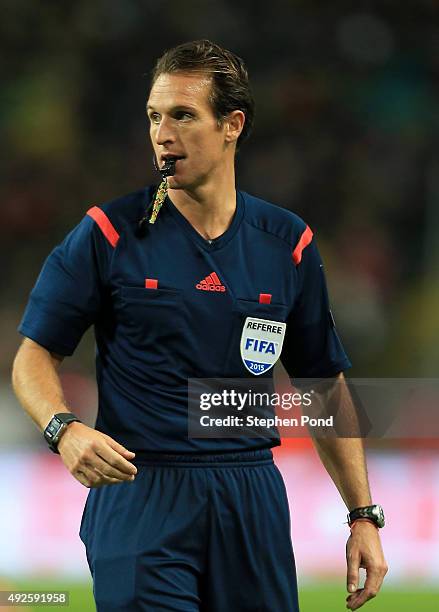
[{"xmin": 196, "ymin": 272, "xmax": 226, "ymax": 292}]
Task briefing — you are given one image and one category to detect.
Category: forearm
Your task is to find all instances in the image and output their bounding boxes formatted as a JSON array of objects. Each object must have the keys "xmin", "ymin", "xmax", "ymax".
[
  {"xmin": 310, "ymin": 372, "xmax": 372, "ymax": 510},
  {"xmin": 312, "ymin": 436, "xmax": 371, "ymax": 510},
  {"xmin": 12, "ymin": 337, "xmax": 69, "ymax": 431},
  {"xmin": 12, "ymin": 339, "xmax": 137, "ymax": 489}
]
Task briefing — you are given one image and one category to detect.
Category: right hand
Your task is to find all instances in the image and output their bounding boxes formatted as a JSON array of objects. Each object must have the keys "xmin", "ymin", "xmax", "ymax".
[{"xmin": 57, "ymin": 422, "xmax": 138, "ymax": 488}]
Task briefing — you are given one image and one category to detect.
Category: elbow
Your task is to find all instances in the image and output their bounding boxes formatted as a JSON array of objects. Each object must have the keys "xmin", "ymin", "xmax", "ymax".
[
  {"xmin": 11, "ymin": 338, "xmax": 31, "ymax": 392},
  {"xmin": 12, "ymin": 338, "xmax": 62, "ymax": 390},
  {"xmin": 11, "ymin": 350, "xmax": 24, "ymax": 400}
]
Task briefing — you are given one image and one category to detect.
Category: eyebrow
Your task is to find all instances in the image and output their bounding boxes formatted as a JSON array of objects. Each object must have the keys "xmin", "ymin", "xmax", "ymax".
[{"xmin": 146, "ymin": 104, "xmax": 198, "ymax": 113}]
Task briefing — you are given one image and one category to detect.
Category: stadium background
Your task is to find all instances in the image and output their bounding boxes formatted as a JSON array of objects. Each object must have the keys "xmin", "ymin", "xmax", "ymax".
[{"xmin": 1, "ymin": 1, "xmax": 438, "ymax": 610}]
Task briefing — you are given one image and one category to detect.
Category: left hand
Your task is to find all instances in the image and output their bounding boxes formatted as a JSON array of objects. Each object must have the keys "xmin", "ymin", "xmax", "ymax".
[{"xmin": 345, "ymin": 520, "xmax": 388, "ymax": 610}]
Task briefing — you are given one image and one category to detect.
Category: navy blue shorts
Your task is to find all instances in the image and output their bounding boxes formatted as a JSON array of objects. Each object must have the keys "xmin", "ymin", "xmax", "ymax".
[{"xmin": 80, "ymin": 449, "xmax": 300, "ymax": 611}]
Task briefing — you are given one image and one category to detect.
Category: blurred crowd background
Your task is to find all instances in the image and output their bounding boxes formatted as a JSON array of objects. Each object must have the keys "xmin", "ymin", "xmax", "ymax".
[
  {"xmin": 1, "ymin": 0, "xmax": 438, "ymax": 594},
  {"xmin": 2, "ymin": 0, "xmax": 438, "ymax": 446}
]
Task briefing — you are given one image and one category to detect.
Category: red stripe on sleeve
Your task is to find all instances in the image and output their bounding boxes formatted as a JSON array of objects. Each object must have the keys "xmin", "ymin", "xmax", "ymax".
[
  {"xmin": 86, "ymin": 206, "xmax": 120, "ymax": 248},
  {"xmin": 292, "ymin": 225, "xmax": 313, "ymax": 265}
]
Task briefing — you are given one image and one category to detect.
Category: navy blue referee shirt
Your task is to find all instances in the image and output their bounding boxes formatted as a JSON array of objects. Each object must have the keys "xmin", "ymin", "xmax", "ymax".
[{"xmin": 19, "ymin": 187, "xmax": 351, "ymax": 453}]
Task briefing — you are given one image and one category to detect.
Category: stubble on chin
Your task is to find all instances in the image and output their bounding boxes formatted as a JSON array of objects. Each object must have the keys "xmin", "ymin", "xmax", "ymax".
[{"xmin": 167, "ymin": 177, "xmax": 183, "ymax": 190}]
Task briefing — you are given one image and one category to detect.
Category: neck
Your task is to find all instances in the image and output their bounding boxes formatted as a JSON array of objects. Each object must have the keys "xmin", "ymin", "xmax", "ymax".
[{"xmin": 167, "ymin": 161, "xmax": 237, "ymax": 240}]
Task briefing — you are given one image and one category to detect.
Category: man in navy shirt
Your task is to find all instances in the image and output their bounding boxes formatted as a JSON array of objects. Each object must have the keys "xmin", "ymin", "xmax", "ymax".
[{"xmin": 12, "ymin": 40, "xmax": 387, "ymax": 611}]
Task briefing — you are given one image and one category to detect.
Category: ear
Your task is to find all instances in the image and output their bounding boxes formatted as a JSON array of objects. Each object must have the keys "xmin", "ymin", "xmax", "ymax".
[{"xmin": 224, "ymin": 110, "xmax": 245, "ymax": 145}]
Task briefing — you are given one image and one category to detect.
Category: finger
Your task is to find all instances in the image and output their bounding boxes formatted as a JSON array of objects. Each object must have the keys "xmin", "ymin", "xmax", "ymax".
[
  {"xmin": 75, "ymin": 465, "xmax": 119, "ymax": 488},
  {"xmin": 78, "ymin": 465, "xmax": 103, "ymax": 488},
  {"xmin": 346, "ymin": 549, "xmax": 360, "ymax": 594},
  {"xmin": 99, "ymin": 437, "xmax": 138, "ymax": 471},
  {"xmin": 346, "ymin": 588, "xmax": 368, "ymax": 611},
  {"xmin": 74, "ymin": 467, "xmax": 102, "ymax": 488},
  {"xmin": 85, "ymin": 455, "xmax": 136, "ymax": 482},
  {"xmin": 95, "ymin": 443, "xmax": 138, "ymax": 476},
  {"xmin": 346, "ymin": 583, "xmax": 378, "ymax": 610},
  {"xmin": 346, "ymin": 562, "xmax": 387, "ymax": 610},
  {"xmin": 360, "ymin": 565, "xmax": 384, "ymax": 602},
  {"xmin": 346, "ymin": 591, "xmax": 363, "ymax": 610},
  {"xmin": 364, "ymin": 558, "xmax": 387, "ymax": 587},
  {"xmin": 92, "ymin": 466, "xmax": 130, "ymax": 486},
  {"xmin": 103, "ymin": 435, "xmax": 136, "ymax": 459},
  {"xmin": 346, "ymin": 589, "xmax": 372, "ymax": 610},
  {"xmin": 75, "ymin": 470, "xmax": 92, "ymax": 488}
]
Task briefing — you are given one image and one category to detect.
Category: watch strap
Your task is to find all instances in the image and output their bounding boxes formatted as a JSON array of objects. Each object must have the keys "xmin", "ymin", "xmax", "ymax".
[{"xmin": 349, "ymin": 518, "xmax": 378, "ymax": 531}]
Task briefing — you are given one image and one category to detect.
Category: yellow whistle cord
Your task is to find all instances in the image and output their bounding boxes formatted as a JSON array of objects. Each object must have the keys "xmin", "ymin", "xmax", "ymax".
[{"xmin": 149, "ymin": 177, "xmax": 168, "ymax": 224}]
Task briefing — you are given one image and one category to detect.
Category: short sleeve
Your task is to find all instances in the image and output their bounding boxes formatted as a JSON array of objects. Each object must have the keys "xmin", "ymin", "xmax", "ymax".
[
  {"xmin": 18, "ymin": 215, "xmax": 109, "ymax": 356},
  {"xmin": 282, "ymin": 236, "xmax": 352, "ymax": 378}
]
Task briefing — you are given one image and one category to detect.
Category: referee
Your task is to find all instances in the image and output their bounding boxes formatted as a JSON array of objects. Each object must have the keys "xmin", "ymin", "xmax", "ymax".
[{"xmin": 12, "ymin": 40, "xmax": 387, "ymax": 611}]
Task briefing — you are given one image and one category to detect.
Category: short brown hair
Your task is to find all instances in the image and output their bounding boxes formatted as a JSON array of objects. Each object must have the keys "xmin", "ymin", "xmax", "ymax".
[{"xmin": 151, "ymin": 39, "xmax": 255, "ymax": 149}]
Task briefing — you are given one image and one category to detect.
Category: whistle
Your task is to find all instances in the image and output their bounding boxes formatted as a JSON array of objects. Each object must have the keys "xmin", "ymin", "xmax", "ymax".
[
  {"xmin": 153, "ymin": 155, "xmax": 177, "ymax": 178},
  {"xmin": 159, "ymin": 158, "xmax": 177, "ymax": 178}
]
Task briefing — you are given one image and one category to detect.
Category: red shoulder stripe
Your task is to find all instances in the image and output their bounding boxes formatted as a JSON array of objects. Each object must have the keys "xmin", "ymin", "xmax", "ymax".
[
  {"xmin": 86, "ymin": 206, "xmax": 120, "ymax": 248},
  {"xmin": 292, "ymin": 225, "xmax": 313, "ymax": 265}
]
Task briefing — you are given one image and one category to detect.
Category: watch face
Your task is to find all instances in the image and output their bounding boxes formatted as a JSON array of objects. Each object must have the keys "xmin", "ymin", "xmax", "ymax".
[
  {"xmin": 52, "ymin": 423, "xmax": 66, "ymax": 444},
  {"xmin": 44, "ymin": 416, "xmax": 63, "ymax": 442},
  {"xmin": 372, "ymin": 505, "xmax": 385, "ymax": 528}
]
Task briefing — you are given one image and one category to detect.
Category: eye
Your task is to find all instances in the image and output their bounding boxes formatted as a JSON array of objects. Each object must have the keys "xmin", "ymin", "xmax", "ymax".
[
  {"xmin": 149, "ymin": 112, "xmax": 161, "ymax": 124},
  {"xmin": 175, "ymin": 111, "xmax": 193, "ymax": 121}
]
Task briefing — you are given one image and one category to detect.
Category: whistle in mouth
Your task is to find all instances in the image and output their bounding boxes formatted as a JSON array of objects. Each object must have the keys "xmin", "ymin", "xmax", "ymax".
[{"xmin": 159, "ymin": 158, "xmax": 177, "ymax": 178}]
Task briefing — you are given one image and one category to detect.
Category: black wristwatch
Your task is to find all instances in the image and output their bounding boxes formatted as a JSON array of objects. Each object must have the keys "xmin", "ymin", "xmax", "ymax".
[
  {"xmin": 43, "ymin": 413, "xmax": 82, "ymax": 454},
  {"xmin": 348, "ymin": 504, "xmax": 385, "ymax": 528}
]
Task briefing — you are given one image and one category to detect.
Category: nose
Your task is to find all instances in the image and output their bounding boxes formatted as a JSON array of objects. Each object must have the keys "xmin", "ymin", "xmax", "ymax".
[{"xmin": 155, "ymin": 116, "xmax": 175, "ymax": 146}]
